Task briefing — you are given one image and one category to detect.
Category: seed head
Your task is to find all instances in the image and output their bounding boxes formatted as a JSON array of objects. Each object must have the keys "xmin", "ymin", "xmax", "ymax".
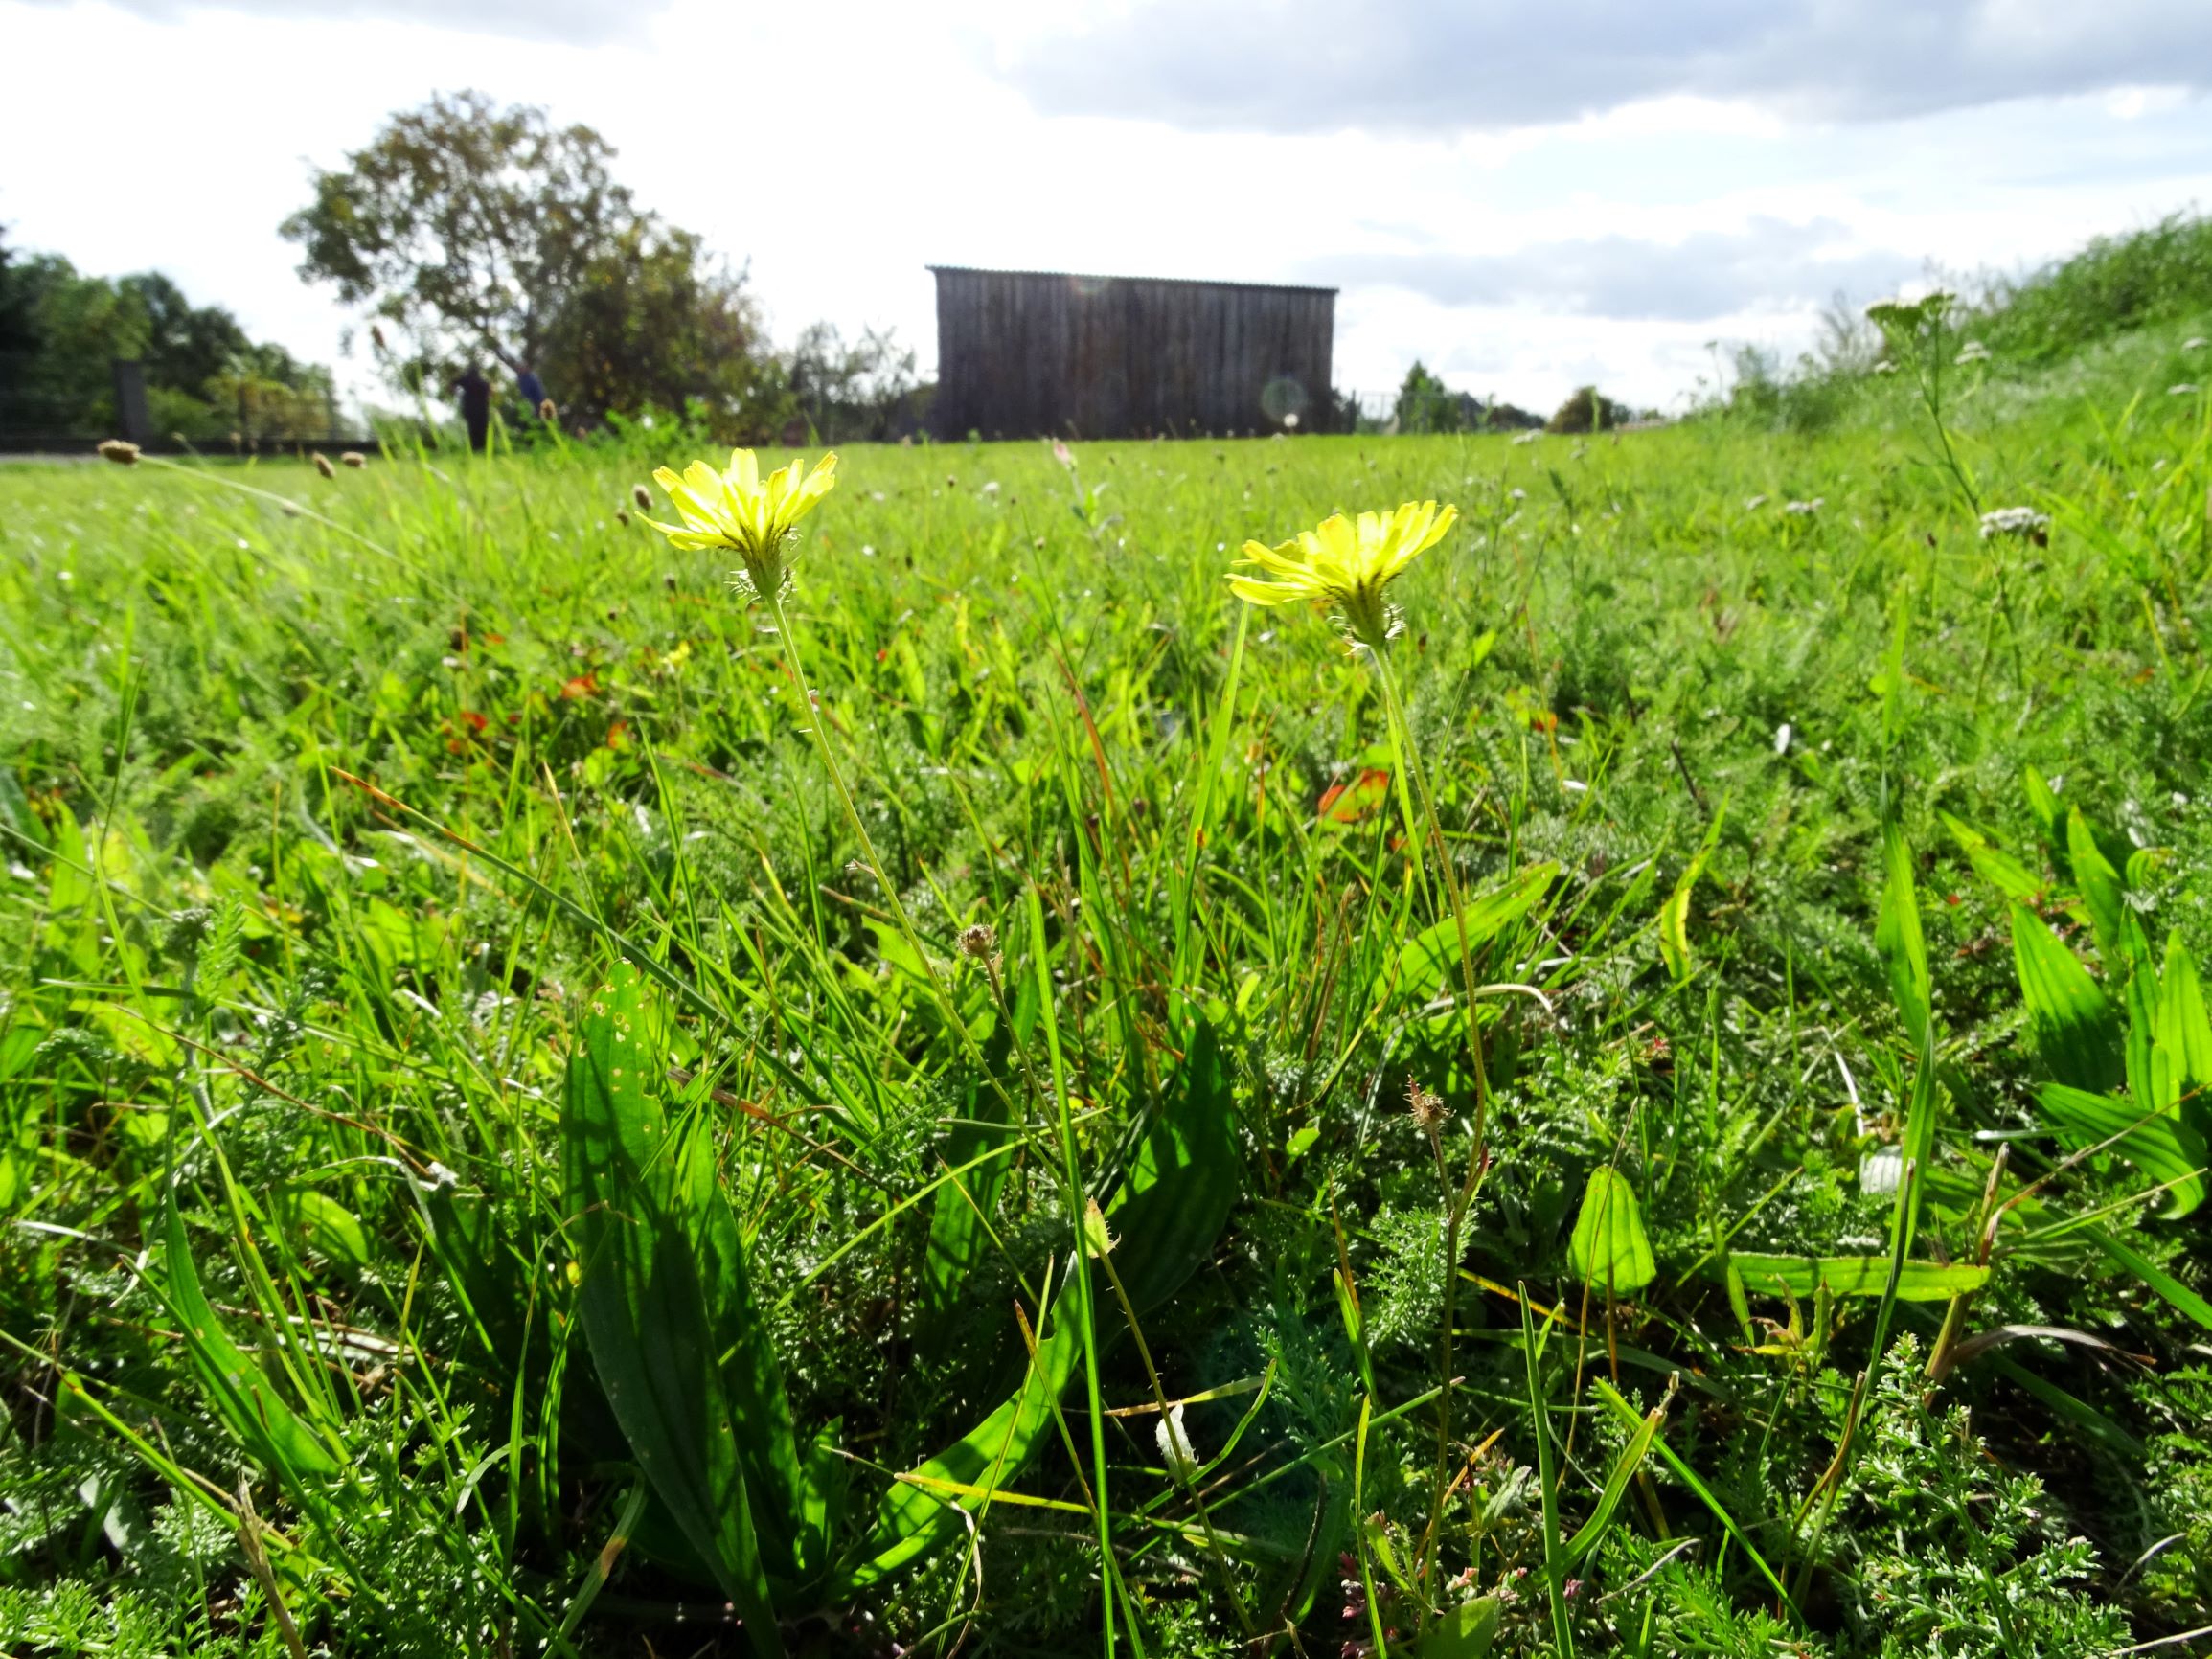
[
  {"xmin": 958, "ymin": 922, "xmax": 998, "ymax": 962},
  {"xmin": 539, "ymin": 398, "xmax": 558, "ymax": 421},
  {"xmin": 615, "ymin": 509, "xmax": 631, "ymax": 527},
  {"xmin": 632, "ymin": 484, "xmax": 652, "ymax": 511},
  {"xmin": 312, "ymin": 452, "xmax": 335, "ymax": 479},
  {"xmin": 1407, "ymin": 1077, "xmax": 1448, "ymax": 1133},
  {"xmin": 340, "ymin": 450, "xmax": 367, "ymax": 469},
  {"xmin": 98, "ymin": 439, "xmax": 140, "ymax": 466}
]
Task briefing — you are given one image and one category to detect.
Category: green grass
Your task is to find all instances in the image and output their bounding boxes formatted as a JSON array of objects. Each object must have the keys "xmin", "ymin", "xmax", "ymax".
[{"xmin": 4, "ymin": 329, "xmax": 2212, "ymax": 1657}]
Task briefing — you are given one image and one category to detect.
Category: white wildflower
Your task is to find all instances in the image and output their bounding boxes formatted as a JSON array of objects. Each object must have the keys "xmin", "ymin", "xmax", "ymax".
[
  {"xmin": 1743, "ymin": 494, "xmax": 1767, "ymax": 511},
  {"xmin": 2171, "ymin": 383, "xmax": 2202, "ymax": 396},
  {"xmin": 1954, "ymin": 341, "xmax": 1991, "ymax": 365},
  {"xmin": 1784, "ymin": 498, "xmax": 1824, "ymax": 516},
  {"xmin": 1774, "ymin": 722, "xmax": 1792, "ymax": 755},
  {"xmin": 1978, "ymin": 506, "xmax": 2051, "ymax": 540},
  {"xmin": 1155, "ymin": 1403, "xmax": 1200, "ymax": 1480}
]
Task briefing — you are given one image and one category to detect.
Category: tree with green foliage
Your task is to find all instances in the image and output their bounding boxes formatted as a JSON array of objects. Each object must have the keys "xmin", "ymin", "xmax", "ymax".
[
  {"xmin": 536, "ymin": 219, "xmax": 790, "ymax": 436},
  {"xmin": 1393, "ymin": 358, "xmax": 1462, "ymax": 434},
  {"xmin": 284, "ymin": 90, "xmax": 787, "ymax": 438},
  {"xmin": 0, "ymin": 228, "xmax": 333, "ymax": 439},
  {"xmin": 1545, "ymin": 383, "xmax": 1630, "ymax": 434},
  {"xmin": 787, "ymin": 321, "xmax": 922, "ymax": 442}
]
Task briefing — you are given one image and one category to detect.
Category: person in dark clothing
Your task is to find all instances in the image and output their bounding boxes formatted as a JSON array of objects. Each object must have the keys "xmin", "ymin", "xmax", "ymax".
[
  {"xmin": 453, "ymin": 365, "xmax": 491, "ymax": 452},
  {"xmin": 515, "ymin": 362, "xmax": 549, "ymax": 417}
]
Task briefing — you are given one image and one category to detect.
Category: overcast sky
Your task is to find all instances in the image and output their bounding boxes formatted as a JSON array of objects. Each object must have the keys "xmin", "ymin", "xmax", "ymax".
[{"xmin": 6, "ymin": 0, "xmax": 2211, "ymax": 415}]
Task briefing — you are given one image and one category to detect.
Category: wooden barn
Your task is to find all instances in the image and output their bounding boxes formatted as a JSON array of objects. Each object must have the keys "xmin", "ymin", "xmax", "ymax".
[{"xmin": 928, "ymin": 266, "xmax": 1336, "ymax": 441}]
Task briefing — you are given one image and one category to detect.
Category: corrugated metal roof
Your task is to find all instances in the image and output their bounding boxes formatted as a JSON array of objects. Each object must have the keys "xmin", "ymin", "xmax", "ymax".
[{"xmin": 927, "ymin": 265, "xmax": 1338, "ymax": 297}]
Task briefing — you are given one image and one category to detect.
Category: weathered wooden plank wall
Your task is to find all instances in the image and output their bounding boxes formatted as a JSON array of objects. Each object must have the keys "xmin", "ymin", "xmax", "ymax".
[{"xmin": 930, "ymin": 267, "xmax": 1336, "ymax": 440}]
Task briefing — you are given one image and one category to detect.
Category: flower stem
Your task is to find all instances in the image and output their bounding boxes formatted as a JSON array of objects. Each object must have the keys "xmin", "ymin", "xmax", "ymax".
[
  {"xmin": 1369, "ymin": 644, "xmax": 1493, "ymax": 1604},
  {"xmin": 767, "ymin": 592, "xmax": 1015, "ymax": 1115}
]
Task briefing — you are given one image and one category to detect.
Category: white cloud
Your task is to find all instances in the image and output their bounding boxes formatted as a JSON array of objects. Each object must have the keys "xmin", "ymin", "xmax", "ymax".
[
  {"xmin": 2, "ymin": 0, "xmax": 2208, "ymax": 418},
  {"xmin": 993, "ymin": 0, "xmax": 2212, "ymax": 134}
]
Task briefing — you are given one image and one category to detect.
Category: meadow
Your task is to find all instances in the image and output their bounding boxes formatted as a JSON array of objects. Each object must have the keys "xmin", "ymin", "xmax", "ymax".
[{"xmin": 3, "ymin": 305, "xmax": 2212, "ymax": 1658}]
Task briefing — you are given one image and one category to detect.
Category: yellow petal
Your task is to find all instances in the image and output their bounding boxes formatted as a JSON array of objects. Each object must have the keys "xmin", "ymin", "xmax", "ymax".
[{"xmin": 1227, "ymin": 575, "xmax": 1302, "ymax": 606}]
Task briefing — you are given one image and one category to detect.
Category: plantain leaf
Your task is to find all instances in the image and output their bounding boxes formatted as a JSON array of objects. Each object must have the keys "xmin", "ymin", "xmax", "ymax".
[
  {"xmin": 1939, "ymin": 811, "xmax": 2041, "ymax": 903},
  {"xmin": 1413, "ymin": 1596, "xmax": 1501, "ymax": 1656},
  {"xmin": 2022, "ymin": 765, "xmax": 2065, "ymax": 873},
  {"xmin": 1386, "ymin": 862, "xmax": 1556, "ymax": 1005},
  {"xmin": 1658, "ymin": 845, "xmax": 1708, "ymax": 985},
  {"xmin": 1727, "ymin": 1253, "xmax": 1987, "ymax": 1301},
  {"xmin": 155, "ymin": 1193, "xmax": 343, "ymax": 1484},
  {"xmin": 673, "ymin": 1112, "xmax": 807, "ymax": 1574},
  {"xmin": 2065, "ymin": 808, "xmax": 2132, "ymax": 974},
  {"xmin": 2157, "ymin": 936, "xmax": 2212, "ymax": 1109},
  {"xmin": 2038, "ymin": 1082, "xmax": 2206, "ymax": 1218},
  {"xmin": 919, "ymin": 1039, "xmax": 1015, "ymax": 1369},
  {"xmin": 845, "ymin": 1012, "xmax": 1243, "ymax": 1588},
  {"xmin": 1114, "ymin": 1013, "xmax": 1241, "ymax": 1313},
  {"xmin": 2011, "ymin": 907, "xmax": 2124, "ymax": 1096},
  {"xmin": 1565, "ymin": 1167, "xmax": 1656, "ymax": 1295},
  {"xmin": 563, "ymin": 965, "xmax": 786, "ymax": 1655}
]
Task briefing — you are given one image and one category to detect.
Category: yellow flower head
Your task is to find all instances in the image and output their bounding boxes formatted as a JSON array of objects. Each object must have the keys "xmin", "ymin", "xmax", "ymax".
[
  {"xmin": 1228, "ymin": 500, "xmax": 1458, "ymax": 649},
  {"xmin": 643, "ymin": 448, "xmax": 839, "ymax": 602}
]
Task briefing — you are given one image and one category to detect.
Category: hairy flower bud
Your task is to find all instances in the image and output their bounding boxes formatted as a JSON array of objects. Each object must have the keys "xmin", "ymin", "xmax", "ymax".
[{"xmin": 97, "ymin": 439, "xmax": 140, "ymax": 466}]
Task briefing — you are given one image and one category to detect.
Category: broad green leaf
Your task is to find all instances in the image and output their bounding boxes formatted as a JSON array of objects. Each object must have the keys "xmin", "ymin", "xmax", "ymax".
[
  {"xmin": 2038, "ymin": 1082, "xmax": 2206, "ymax": 1218},
  {"xmin": 155, "ymin": 1194, "xmax": 343, "ymax": 1483},
  {"xmin": 1565, "ymin": 1168, "xmax": 1656, "ymax": 1295},
  {"xmin": 1727, "ymin": 1252, "xmax": 1987, "ymax": 1301},
  {"xmin": 1939, "ymin": 811, "xmax": 2041, "ymax": 903},
  {"xmin": 1113, "ymin": 1014, "xmax": 1241, "ymax": 1313},
  {"xmin": 1385, "ymin": 862, "xmax": 1556, "ymax": 1005},
  {"xmin": 2123, "ymin": 952, "xmax": 2169, "ymax": 1118},
  {"xmin": 2023, "ymin": 765, "xmax": 2064, "ymax": 870},
  {"xmin": 563, "ymin": 966, "xmax": 785, "ymax": 1654},
  {"xmin": 273, "ymin": 1188, "xmax": 372, "ymax": 1273},
  {"xmin": 1412, "ymin": 1597, "xmax": 1501, "ymax": 1656},
  {"xmin": 2065, "ymin": 808, "xmax": 2132, "ymax": 973},
  {"xmin": 846, "ymin": 1014, "xmax": 1243, "ymax": 1587},
  {"xmin": 1658, "ymin": 845, "xmax": 1708, "ymax": 985},
  {"xmin": 2157, "ymin": 937, "xmax": 2212, "ymax": 1100},
  {"xmin": 2011, "ymin": 906, "xmax": 2123, "ymax": 1096},
  {"xmin": 918, "ymin": 1071, "xmax": 1013, "ymax": 1368},
  {"xmin": 842, "ymin": 1268, "xmax": 1085, "ymax": 1590},
  {"xmin": 673, "ymin": 1113, "xmax": 807, "ymax": 1573}
]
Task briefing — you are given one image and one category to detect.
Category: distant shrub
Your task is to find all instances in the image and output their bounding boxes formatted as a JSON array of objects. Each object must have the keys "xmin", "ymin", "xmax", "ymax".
[
  {"xmin": 1545, "ymin": 384, "xmax": 1631, "ymax": 433},
  {"xmin": 1973, "ymin": 211, "xmax": 2212, "ymax": 361}
]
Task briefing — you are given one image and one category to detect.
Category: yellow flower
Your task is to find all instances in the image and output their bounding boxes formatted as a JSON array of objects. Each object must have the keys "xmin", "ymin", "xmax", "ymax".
[
  {"xmin": 643, "ymin": 448, "xmax": 839, "ymax": 602},
  {"xmin": 1228, "ymin": 500, "xmax": 1458, "ymax": 648}
]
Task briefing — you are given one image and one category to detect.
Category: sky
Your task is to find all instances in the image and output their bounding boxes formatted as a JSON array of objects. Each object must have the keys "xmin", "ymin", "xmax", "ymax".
[{"xmin": 5, "ymin": 0, "xmax": 2212, "ymax": 416}]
